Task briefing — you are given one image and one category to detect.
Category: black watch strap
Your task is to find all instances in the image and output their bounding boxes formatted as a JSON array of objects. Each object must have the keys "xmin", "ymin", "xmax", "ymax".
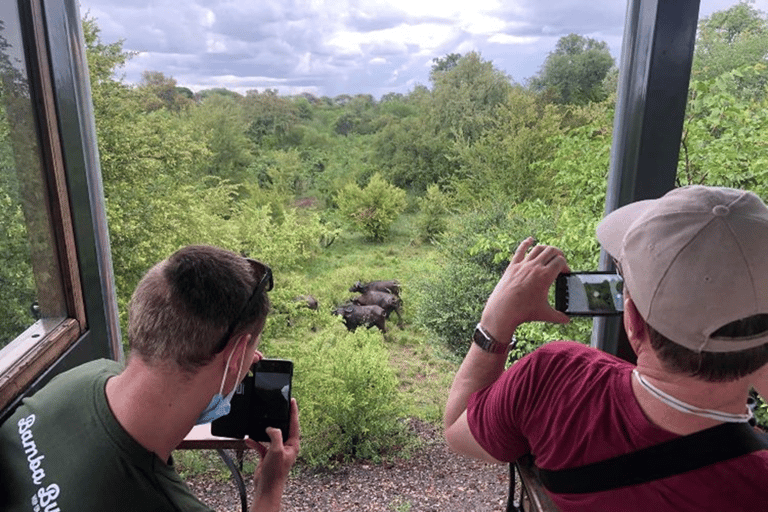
[{"xmin": 473, "ymin": 323, "xmax": 515, "ymax": 353}]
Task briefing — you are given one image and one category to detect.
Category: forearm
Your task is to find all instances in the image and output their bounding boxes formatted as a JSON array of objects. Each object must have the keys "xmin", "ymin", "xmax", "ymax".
[
  {"xmin": 444, "ymin": 342, "xmax": 509, "ymax": 430},
  {"xmin": 250, "ymin": 486, "xmax": 284, "ymax": 512},
  {"xmin": 444, "ymin": 238, "xmax": 568, "ymax": 431}
]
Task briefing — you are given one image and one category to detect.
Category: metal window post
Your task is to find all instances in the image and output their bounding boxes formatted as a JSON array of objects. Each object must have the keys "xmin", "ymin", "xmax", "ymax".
[{"xmin": 592, "ymin": 0, "xmax": 701, "ymax": 359}]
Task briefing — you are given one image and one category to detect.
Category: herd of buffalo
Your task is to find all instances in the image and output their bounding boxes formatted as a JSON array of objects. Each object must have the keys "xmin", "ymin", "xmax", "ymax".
[
  {"xmin": 331, "ymin": 280, "xmax": 402, "ymax": 333},
  {"xmin": 292, "ymin": 279, "xmax": 402, "ymax": 333}
]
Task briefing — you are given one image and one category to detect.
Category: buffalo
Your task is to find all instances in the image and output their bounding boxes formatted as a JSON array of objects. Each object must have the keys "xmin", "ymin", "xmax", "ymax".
[
  {"xmin": 351, "ymin": 290, "xmax": 402, "ymax": 323},
  {"xmin": 349, "ymin": 280, "xmax": 400, "ymax": 296},
  {"xmin": 332, "ymin": 303, "xmax": 387, "ymax": 333},
  {"xmin": 293, "ymin": 295, "xmax": 319, "ymax": 310}
]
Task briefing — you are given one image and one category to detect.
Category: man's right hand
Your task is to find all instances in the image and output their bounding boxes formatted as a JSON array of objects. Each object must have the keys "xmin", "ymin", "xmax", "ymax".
[
  {"xmin": 479, "ymin": 237, "xmax": 570, "ymax": 344},
  {"xmin": 246, "ymin": 398, "xmax": 300, "ymax": 512}
]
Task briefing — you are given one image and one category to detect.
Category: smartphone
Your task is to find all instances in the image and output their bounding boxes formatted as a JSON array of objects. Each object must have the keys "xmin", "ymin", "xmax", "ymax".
[
  {"xmin": 555, "ymin": 272, "xmax": 624, "ymax": 316},
  {"xmin": 211, "ymin": 358, "xmax": 293, "ymax": 442}
]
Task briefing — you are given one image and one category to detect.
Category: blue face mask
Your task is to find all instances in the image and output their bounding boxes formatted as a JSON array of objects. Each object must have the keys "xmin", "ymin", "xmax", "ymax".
[{"xmin": 195, "ymin": 344, "xmax": 247, "ymax": 425}]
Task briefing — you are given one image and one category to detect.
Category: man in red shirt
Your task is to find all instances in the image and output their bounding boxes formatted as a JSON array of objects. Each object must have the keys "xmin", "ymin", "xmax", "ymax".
[{"xmin": 445, "ymin": 186, "xmax": 768, "ymax": 511}]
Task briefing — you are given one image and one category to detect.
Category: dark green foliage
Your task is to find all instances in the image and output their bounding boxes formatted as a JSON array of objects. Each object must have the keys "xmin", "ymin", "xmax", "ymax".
[
  {"xmin": 430, "ymin": 53, "xmax": 462, "ymax": 77},
  {"xmin": 450, "ymin": 86, "xmax": 564, "ymax": 205},
  {"xmin": 137, "ymin": 71, "xmax": 193, "ymax": 112},
  {"xmin": 416, "ymin": 184, "xmax": 449, "ymax": 242},
  {"xmin": 281, "ymin": 329, "xmax": 406, "ymax": 468},
  {"xmin": 681, "ymin": 64, "xmax": 768, "ymax": 194},
  {"xmin": 430, "ymin": 51, "xmax": 514, "ymax": 145},
  {"xmin": 413, "ymin": 257, "xmax": 498, "ymax": 355},
  {"xmin": 530, "ymin": 34, "xmax": 615, "ymax": 105},
  {"xmin": 413, "ymin": 205, "xmax": 533, "ymax": 354},
  {"xmin": 336, "ymin": 174, "xmax": 407, "ymax": 242},
  {"xmin": 692, "ymin": 2, "xmax": 768, "ymax": 82}
]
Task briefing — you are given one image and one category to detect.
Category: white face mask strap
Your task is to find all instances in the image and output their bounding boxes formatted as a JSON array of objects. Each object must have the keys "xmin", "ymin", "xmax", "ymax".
[
  {"xmin": 633, "ymin": 369, "xmax": 753, "ymax": 423},
  {"xmin": 218, "ymin": 338, "xmax": 248, "ymax": 395}
]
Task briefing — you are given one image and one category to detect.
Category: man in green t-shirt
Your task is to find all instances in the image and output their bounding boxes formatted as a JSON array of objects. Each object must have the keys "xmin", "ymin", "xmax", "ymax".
[{"xmin": 0, "ymin": 245, "xmax": 300, "ymax": 511}]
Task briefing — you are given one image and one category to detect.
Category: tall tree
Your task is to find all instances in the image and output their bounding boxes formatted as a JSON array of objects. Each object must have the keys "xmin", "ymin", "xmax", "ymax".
[
  {"xmin": 430, "ymin": 51, "xmax": 513, "ymax": 144},
  {"xmin": 136, "ymin": 71, "xmax": 192, "ymax": 112},
  {"xmin": 430, "ymin": 53, "xmax": 462, "ymax": 79},
  {"xmin": 530, "ymin": 34, "xmax": 615, "ymax": 105},
  {"xmin": 190, "ymin": 93, "xmax": 254, "ymax": 183},
  {"xmin": 692, "ymin": 1, "xmax": 768, "ymax": 81},
  {"xmin": 243, "ymin": 89, "xmax": 300, "ymax": 148}
]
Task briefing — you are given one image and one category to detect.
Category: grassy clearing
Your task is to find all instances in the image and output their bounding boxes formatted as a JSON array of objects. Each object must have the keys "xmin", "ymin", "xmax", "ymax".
[
  {"xmin": 175, "ymin": 214, "xmax": 461, "ymax": 476},
  {"xmin": 289, "ymin": 214, "xmax": 456, "ymax": 423}
]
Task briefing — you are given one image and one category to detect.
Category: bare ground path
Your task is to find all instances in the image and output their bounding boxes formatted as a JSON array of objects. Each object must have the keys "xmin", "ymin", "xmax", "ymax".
[{"xmin": 186, "ymin": 420, "xmax": 511, "ymax": 512}]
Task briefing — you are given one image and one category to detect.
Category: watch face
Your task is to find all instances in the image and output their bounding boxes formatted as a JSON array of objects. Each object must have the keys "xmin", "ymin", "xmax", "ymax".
[
  {"xmin": 473, "ymin": 324, "xmax": 513, "ymax": 353},
  {"xmin": 473, "ymin": 326, "xmax": 487, "ymax": 344},
  {"xmin": 473, "ymin": 326, "xmax": 493, "ymax": 350}
]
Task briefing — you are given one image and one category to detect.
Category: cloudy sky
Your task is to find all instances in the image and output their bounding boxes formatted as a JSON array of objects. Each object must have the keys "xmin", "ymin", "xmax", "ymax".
[{"xmin": 78, "ymin": 0, "xmax": 767, "ymax": 99}]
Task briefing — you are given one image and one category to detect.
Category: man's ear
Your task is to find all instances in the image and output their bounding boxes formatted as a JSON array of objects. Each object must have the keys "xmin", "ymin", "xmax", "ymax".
[
  {"xmin": 224, "ymin": 333, "xmax": 251, "ymax": 373},
  {"xmin": 623, "ymin": 297, "xmax": 648, "ymax": 354}
]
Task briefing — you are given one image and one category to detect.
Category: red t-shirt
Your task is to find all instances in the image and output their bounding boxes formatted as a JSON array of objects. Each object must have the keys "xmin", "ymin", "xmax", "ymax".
[{"xmin": 467, "ymin": 341, "xmax": 768, "ymax": 511}]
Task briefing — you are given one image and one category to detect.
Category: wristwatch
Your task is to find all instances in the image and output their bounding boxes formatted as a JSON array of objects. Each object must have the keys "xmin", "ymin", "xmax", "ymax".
[{"xmin": 473, "ymin": 323, "xmax": 516, "ymax": 354}]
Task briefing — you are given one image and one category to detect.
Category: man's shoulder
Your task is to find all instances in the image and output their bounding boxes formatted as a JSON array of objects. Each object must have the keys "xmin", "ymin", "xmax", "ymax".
[
  {"xmin": 521, "ymin": 341, "xmax": 631, "ymax": 380},
  {"xmin": 532, "ymin": 340, "xmax": 617, "ymax": 362},
  {"xmin": 48, "ymin": 358, "xmax": 123, "ymax": 387}
]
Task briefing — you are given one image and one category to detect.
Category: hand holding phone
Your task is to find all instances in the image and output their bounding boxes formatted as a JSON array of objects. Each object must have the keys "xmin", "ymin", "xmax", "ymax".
[
  {"xmin": 555, "ymin": 272, "xmax": 624, "ymax": 316},
  {"xmin": 211, "ymin": 358, "xmax": 293, "ymax": 442}
]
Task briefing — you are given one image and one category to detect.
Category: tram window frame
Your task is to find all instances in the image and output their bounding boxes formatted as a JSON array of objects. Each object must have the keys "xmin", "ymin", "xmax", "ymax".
[{"xmin": 0, "ymin": 0, "xmax": 120, "ymax": 419}]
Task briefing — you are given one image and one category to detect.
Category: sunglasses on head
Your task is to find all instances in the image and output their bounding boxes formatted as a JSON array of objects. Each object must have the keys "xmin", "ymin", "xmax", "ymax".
[{"xmin": 215, "ymin": 259, "xmax": 273, "ymax": 353}]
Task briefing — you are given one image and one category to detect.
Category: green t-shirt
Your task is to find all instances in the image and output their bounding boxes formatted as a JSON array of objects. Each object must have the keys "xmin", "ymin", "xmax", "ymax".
[{"xmin": 0, "ymin": 359, "xmax": 213, "ymax": 512}]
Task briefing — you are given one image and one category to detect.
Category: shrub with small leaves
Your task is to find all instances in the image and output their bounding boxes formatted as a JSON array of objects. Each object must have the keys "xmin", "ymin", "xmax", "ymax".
[
  {"xmin": 286, "ymin": 328, "xmax": 406, "ymax": 468},
  {"xmin": 336, "ymin": 173, "xmax": 407, "ymax": 242},
  {"xmin": 416, "ymin": 184, "xmax": 449, "ymax": 242}
]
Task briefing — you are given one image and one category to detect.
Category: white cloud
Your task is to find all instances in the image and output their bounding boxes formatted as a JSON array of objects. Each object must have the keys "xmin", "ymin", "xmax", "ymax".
[
  {"xmin": 78, "ymin": 0, "xmax": 766, "ymax": 98},
  {"xmin": 488, "ymin": 34, "xmax": 538, "ymax": 45}
]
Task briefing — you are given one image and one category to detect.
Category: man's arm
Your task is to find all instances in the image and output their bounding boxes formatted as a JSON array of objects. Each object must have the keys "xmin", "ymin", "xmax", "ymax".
[
  {"xmin": 246, "ymin": 398, "xmax": 300, "ymax": 512},
  {"xmin": 444, "ymin": 238, "xmax": 569, "ymax": 460}
]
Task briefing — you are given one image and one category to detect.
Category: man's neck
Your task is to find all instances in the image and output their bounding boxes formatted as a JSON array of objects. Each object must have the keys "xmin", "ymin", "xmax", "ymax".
[
  {"xmin": 105, "ymin": 357, "xmax": 214, "ymax": 462},
  {"xmin": 632, "ymin": 355, "xmax": 752, "ymax": 435}
]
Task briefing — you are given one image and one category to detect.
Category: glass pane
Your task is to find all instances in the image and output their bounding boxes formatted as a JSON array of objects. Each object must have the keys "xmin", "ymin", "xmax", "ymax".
[{"xmin": 0, "ymin": 5, "xmax": 66, "ymax": 349}]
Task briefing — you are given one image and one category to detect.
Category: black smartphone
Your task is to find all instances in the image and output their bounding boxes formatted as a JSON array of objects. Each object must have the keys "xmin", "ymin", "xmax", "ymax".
[
  {"xmin": 555, "ymin": 272, "xmax": 624, "ymax": 316},
  {"xmin": 211, "ymin": 358, "xmax": 293, "ymax": 442}
]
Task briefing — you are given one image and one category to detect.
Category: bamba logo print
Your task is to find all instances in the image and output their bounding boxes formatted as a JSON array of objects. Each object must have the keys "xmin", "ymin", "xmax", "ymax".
[{"xmin": 17, "ymin": 415, "xmax": 61, "ymax": 512}]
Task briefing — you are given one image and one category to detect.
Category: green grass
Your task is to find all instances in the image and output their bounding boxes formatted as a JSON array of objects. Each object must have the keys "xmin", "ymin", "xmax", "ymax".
[
  {"xmin": 173, "ymin": 214, "xmax": 460, "ymax": 475},
  {"xmin": 280, "ymin": 214, "xmax": 454, "ymax": 423}
]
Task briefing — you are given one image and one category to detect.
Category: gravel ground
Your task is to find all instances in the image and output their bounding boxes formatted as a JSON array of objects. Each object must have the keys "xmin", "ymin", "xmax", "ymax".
[{"xmin": 186, "ymin": 420, "xmax": 512, "ymax": 512}]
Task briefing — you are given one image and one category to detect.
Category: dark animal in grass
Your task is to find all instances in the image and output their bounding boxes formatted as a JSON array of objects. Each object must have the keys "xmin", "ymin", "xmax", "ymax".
[
  {"xmin": 351, "ymin": 290, "xmax": 402, "ymax": 323},
  {"xmin": 293, "ymin": 295, "xmax": 319, "ymax": 310},
  {"xmin": 349, "ymin": 280, "xmax": 400, "ymax": 296},
  {"xmin": 332, "ymin": 303, "xmax": 387, "ymax": 333}
]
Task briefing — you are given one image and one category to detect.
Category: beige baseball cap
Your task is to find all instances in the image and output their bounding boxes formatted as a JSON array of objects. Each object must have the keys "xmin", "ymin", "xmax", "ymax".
[{"xmin": 596, "ymin": 185, "xmax": 768, "ymax": 353}]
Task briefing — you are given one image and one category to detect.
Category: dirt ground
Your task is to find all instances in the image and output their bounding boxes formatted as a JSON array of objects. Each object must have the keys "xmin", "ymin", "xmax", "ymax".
[{"xmin": 185, "ymin": 420, "xmax": 512, "ymax": 512}]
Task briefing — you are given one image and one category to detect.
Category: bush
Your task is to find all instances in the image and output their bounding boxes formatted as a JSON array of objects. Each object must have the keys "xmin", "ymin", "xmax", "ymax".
[
  {"xmin": 413, "ymin": 202, "xmax": 596, "ymax": 357},
  {"xmin": 413, "ymin": 259, "xmax": 498, "ymax": 355},
  {"xmin": 336, "ymin": 173, "xmax": 406, "ymax": 242},
  {"xmin": 285, "ymin": 328, "xmax": 406, "ymax": 468},
  {"xmin": 416, "ymin": 184, "xmax": 449, "ymax": 242}
]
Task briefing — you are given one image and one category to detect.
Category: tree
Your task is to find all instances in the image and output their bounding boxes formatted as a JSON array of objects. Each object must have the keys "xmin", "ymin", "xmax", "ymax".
[
  {"xmin": 451, "ymin": 86, "xmax": 564, "ymax": 205},
  {"xmin": 430, "ymin": 53, "xmax": 462, "ymax": 78},
  {"xmin": 430, "ymin": 52, "xmax": 514, "ymax": 144},
  {"xmin": 190, "ymin": 93, "xmax": 254, "ymax": 183},
  {"xmin": 692, "ymin": 1, "xmax": 768, "ymax": 81},
  {"xmin": 136, "ymin": 71, "xmax": 192, "ymax": 112},
  {"xmin": 530, "ymin": 34, "xmax": 615, "ymax": 104},
  {"xmin": 336, "ymin": 174, "xmax": 406, "ymax": 242},
  {"xmin": 243, "ymin": 89, "xmax": 301, "ymax": 148}
]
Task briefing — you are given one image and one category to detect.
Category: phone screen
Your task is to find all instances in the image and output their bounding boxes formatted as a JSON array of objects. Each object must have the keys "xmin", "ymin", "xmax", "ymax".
[
  {"xmin": 211, "ymin": 358, "xmax": 293, "ymax": 442},
  {"xmin": 555, "ymin": 272, "xmax": 624, "ymax": 316},
  {"xmin": 250, "ymin": 359, "xmax": 292, "ymax": 442}
]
